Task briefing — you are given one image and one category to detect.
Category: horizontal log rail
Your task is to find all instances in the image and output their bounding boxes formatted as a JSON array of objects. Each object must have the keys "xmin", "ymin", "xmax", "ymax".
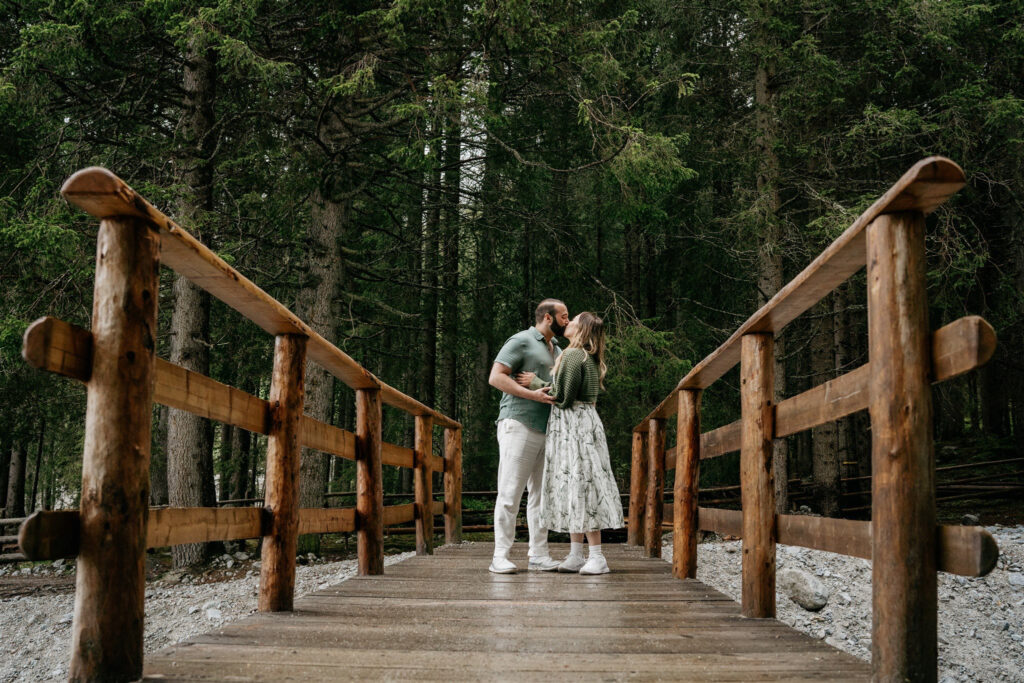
[
  {"xmin": 60, "ymin": 167, "xmax": 458, "ymax": 430},
  {"xmin": 19, "ymin": 167, "xmax": 464, "ymax": 680},
  {"xmin": 661, "ymin": 316, "xmax": 996, "ymax": 467},
  {"xmin": 656, "ymin": 505, "xmax": 998, "ymax": 578},
  {"xmin": 629, "ymin": 157, "xmax": 999, "ymax": 681}
]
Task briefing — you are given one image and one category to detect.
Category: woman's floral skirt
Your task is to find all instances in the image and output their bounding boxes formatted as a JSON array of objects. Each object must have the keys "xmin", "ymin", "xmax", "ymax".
[{"xmin": 541, "ymin": 403, "xmax": 624, "ymax": 533}]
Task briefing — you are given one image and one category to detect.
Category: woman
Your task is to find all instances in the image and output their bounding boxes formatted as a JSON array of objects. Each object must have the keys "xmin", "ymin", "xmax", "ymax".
[{"xmin": 516, "ymin": 311, "xmax": 623, "ymax": 574}]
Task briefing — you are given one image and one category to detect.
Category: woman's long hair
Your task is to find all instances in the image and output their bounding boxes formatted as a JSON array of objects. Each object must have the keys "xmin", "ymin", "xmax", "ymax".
[{"xmin": 552, "ymin": 312, "xmax": 607, "ymax": 389}]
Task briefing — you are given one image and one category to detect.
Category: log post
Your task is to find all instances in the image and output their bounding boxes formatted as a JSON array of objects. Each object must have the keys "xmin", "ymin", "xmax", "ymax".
[
  {"xmin": 414, "ymin": 415, "xmax": 434, "ymax": 555},
  {"xmin": 627, "ymin": 430, "xmax": 648, "ymax": 547},
  {"xmin": 740, "ymin": 332, "xmax": 776, "ymax": 618},
  {"xmin": 356, "ymin": 388, "xmax": 384, "ymax": 575},
  {"xmin": 69, "ymin": 217, "xmax": 159, "ymax": 682},
  {"xmin": 643, "ymin": 418, "xmax": 666, "ymax": 558},
  {"xmin": 674, "ymin": 389, "xmax": 701, "ymax": 579},
  {"xmin": 258, "ymin": 334, "xmax": 307, "ymax": 612},
  {"xmin": 867, "ymin": 210, "xmax": 936, "ymax": 681},
  {"xmin": 444, "ymin": 427, "xmax": 462, "ymax": 544}
]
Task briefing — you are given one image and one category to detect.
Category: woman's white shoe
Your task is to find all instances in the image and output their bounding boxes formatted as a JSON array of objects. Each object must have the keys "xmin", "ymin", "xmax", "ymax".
[
  {"xmin": 578, "ymin": 554, "xmax": 610, "ymax": 575},
  {"xmin": 557, "ymin": 554, "xmax": 586, "ymax": 573}
]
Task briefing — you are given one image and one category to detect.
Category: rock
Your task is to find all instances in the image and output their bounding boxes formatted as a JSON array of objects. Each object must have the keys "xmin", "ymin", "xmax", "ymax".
[
  {"xmin": 778, "ymin": 568, "xmax": 830, "ymax": 611},
  {"xmin": 205, "ymin": 608, "xmax": 222, "ymax": 620},
  {"xmin": 961, "ymin": 514, "xmax": 980, "ymax": 525},
  {"xmin": 233, "ymin": 552, "xmax": 249, "ymax": 561},
  {"xmin": 53, "ymin": 558, "xmax": 65, "ymax": 568},
  {"xmin": 226, "ymin": 559, "xmax": 234, "ymax": 569},
  {"xmin": 188, "ymin": 605, "xmax": 200, "ymax": 615},
  {"xmin": 1007, "ymin": 573, "xmax": 1024, "ymax": 588}
]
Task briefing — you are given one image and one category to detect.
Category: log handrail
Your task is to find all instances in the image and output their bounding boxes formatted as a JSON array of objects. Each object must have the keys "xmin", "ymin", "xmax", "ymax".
[
  {"xmin": 629, "ymin": 157, "xmax": 999, "ymax": 682},
  {"xmin": 18, "ymin": 167, "xmax": 463, "ymax": 681}
]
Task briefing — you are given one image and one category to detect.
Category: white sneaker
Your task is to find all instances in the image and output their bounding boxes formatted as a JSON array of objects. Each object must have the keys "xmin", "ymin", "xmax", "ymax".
[
  {"xmin": 488, "ymin": 556, "xmax": 517, "ymax": 574},
  {"xmin": 578, "ymin": 554, "xmax": 610, "ymax": 575},
  {"xmin": 557, "ymin": 554, "xmax": 586, "ymax": 573},
  {"xmin": 527, "ymin": 556, "xmax": 560, "ymax": 572}
]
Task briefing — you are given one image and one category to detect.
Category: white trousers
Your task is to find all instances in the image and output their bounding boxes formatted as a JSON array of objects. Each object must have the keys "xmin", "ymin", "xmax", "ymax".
[{"xmin": 493, "ymin": 419, "xmax": 549, "ymax": 559}]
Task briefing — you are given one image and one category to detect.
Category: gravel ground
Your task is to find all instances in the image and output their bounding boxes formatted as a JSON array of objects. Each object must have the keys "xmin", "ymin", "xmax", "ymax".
[
  {"xmin": 0, "ymin": 550, "xmax": 415, "ymax": 682},
  {"xmin": 661, "ymin": 525, "xmax": 1024, "ymax": 682}
]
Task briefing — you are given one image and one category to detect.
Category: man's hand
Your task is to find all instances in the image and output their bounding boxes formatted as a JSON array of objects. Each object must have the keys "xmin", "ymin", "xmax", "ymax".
[
  {"xmin": 529, "ymin": 386, "xmax": 554, "ymax": 404},
  {"xmin": 515, "ymin": 371, "xmax": 536, "ymax": 388}
]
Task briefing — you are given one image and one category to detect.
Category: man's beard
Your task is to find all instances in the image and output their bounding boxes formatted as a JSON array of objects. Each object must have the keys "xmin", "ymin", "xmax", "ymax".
[{"xmin": 551, "ymin": 319, "xmax": 566, "ymax": 337}]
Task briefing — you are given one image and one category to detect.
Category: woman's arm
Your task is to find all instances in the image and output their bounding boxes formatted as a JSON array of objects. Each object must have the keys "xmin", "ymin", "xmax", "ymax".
[{"xmin": 550, "ymin": 349, "xmax": 585, "ymax": 409}]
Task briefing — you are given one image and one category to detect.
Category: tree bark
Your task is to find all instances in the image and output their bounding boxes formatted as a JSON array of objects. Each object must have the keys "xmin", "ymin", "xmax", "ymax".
[
  {"xmin": 752, "ymin": 12, "xmax": 788, "ymax": 514},
  {"xmin": 150, "ymin": 405, "xmax": 169, "ymax": 505},
  {"xmin": 439, "ymin": 110, "xmax": 462, "ymax": 419},
  {"xmin": 420, "ymin": 126, "xmax": 441, "ymax": 409},
  {"xmin": 811, "ymin": 300, "xmax": 840, "ymax": 516},
  {"xmin": 6, "ymin": 441, "xmax": 25, "ymax": 518},
  {"xmin": 0, "ymin": 433, "xmax": 10, "ymax": 512},
  {"xmin": 29, "ymin": 418, "xmax": 45, "ymax": 512},
  {"xmin": 295, "ymin": 190, "xmax": 347, "ymax": 553},
  {"xmin": 167, "ymin": 35, "xmax": 217, "ymax": 568}
]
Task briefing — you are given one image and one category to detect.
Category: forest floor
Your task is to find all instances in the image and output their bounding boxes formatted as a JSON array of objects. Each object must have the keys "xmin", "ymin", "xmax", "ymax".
[{"xmin": 1, "ymin": 520, "xmax": 1021, "ymax": 682}]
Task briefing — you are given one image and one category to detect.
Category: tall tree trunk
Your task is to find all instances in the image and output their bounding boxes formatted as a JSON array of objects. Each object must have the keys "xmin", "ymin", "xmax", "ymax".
[
  {"xmin": 29, "ymin": 418, "xmax": 44, "ymax": 512},
  {"xmin": 218, "ymin": 423, "xmax": 233, "ymax": 502},
  {"xmin": 0, "ymin": 433, "xmax": 10, "ymax": 513},
  {"xmin": 295, "ymin": 190, "xmax": 347, "ymax": 553},
  {"xmin": 421, "ymin": 129, "xmax": 441, "ymax": 409},
  {"xmin": 439, "ymin": 112, "xmax": 462, "ymax": 419},
  {"xmin": 6, "ymin": 441, "xmax": 26, "ymax": 518},
  {"xmin": 229, "ymin": 417, "xmax": 252, "ymax": 501},
  {"xmin": 150, "ymin": 405, "xmax": 169, "ymax": 505},
  {"xmin": 168, "ymin": 35, "xmax": 217, "ymax": 568},
  {"xmin": 811, "ymin": 301, "xmax": 840, "ymax": 516},
  {"xmin": 752, "ymin": 19, "xmax": 789, "ymax": 514}
]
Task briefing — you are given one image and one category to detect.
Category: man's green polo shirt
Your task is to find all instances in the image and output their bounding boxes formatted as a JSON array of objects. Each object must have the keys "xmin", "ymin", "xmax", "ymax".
[{"xmin": 494, "ymin": 327, "xmax": 561, "ymax": 432}]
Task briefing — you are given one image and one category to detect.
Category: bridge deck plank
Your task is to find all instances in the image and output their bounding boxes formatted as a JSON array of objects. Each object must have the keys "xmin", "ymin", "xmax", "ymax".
[{"xmin": 143, "ymin": 543, "xmax": 868, "ymax": 681}]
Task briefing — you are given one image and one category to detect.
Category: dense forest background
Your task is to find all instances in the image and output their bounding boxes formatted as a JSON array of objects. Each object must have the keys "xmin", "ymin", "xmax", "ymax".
[{"xmin": 1, "ymin": 1, "xmax": 1022, "ymax": 564}]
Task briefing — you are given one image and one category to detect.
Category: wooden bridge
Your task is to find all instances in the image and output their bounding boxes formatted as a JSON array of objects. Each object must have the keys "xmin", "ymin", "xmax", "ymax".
[{"xmin": 14, "ymin": 157, "xmax": 1000, "ymax": 681}]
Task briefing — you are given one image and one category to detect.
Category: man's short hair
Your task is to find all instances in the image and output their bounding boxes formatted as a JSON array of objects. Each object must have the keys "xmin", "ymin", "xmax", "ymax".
[{"xmin": 535, "ymin": 298, "xmax": 565, "ymax": 324}]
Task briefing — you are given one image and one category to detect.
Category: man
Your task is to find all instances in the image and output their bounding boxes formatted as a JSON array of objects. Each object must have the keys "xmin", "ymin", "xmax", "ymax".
[{"xmin": 486, "ymin": 298, "xmax": 569, "ymax": 574}]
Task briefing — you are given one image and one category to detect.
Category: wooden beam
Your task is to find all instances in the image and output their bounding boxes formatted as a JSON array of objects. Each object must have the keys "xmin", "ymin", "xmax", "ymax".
[
  {"xmin": 356, "ymin": 389, "xmax": 384, "ymax": 575},
  {"xmin": 70, "ymin": 216, "xmax": 160, "ymax": 682},
  {"xmin": 17, "ymin": 510, "xmax": 79, "ymax": 559},
  {"xmin": 297, "ymin": 508, "xmax": 355, "ymax": 535},
  {"xmin": 60, "ymin": 167, "xmax": 461, "ymax": 431},
  {"xmin": 22, "ymin": 316, "xmax": 92, "ymax": 381},
  {"xmin": 627, "ymin": 431, "xmax": 648, "ymax": 547},
  {"xmin": 695, "ymin": 508, "xmax": 997, "ymax": 578},
  {"xmin": 381, "ymin": 442, "xmax": 414, "ymax": 469},
  {"xmin": 867, "ymin": 211, "xmax": 936, "ymax": 680},
  {"xmin": 414, "ymin": 416, "xmax": 434, "ymax": 555},
  {"xmin": 664, "ymin": 315, "xmax": 997, "ymax": 467},
  {"xmin": 383, "ymin": 503, "xmax": 415, "ymax": 526},
  {"xmin": 644, "ymin": 419, "xmax": 666, "ymax": 558},
  {"xmin": 740, "ymin": 333, "xmax": 776, "ymax": 619},
  {"xmin": 635, "ymin": 157, "xmax": 966, "ymax": 430},
  {"xmin": 300, "ymin": 416, "xmax": 355, "ymax": 461},
  {"xmin": 674, "ymin": 390, "xmax": 701, "ymax": 580},
  {"xmin": 444, "ymin": 428, "xmax": 463, "ymax": 544},
  {"xmin": 259, "ymin": 334, "xmax": 307, "ymax": 613}
]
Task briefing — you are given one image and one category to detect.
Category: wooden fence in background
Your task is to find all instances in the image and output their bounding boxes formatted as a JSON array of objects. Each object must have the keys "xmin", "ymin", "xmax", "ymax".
[
  {"xmin": 15, "ymin": 167, "xmax": 462, "ymax": 681},
  {"xmin": 627, "ymin": 157, "xmax": 1000, "ymax": 682}
]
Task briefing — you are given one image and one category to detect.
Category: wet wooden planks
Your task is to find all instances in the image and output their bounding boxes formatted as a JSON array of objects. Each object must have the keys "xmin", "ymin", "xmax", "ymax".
[{"xmin": 144, "ymin": 543, "xmax": 868, "ymax": 681}]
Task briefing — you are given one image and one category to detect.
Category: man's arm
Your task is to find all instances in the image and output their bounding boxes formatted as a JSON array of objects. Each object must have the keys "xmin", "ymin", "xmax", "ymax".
[{"xmin": 489, "ymin": 363, "xmax": 554, "ymax": 404}]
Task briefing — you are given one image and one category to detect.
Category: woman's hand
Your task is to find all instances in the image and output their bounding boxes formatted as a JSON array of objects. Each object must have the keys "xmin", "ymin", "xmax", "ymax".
[{"xmin": 515, "ymin": 371, "xmax": 536, "ymax": 388}]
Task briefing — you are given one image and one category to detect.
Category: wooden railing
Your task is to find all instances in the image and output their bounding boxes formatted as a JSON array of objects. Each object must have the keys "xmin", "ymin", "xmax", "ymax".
[
  {"xmin": 627, "ymin": 157, "xmax": 1000, "ymax": 681},
  {"xmin": 16, "ymin": 167, "xmax": 462, "ymax": 681}
]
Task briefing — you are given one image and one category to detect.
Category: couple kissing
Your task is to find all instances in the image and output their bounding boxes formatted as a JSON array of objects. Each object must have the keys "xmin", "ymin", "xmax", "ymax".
[{"xmin": 487, "ymin": 299, "xmax": 624, "ymax": 575}]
